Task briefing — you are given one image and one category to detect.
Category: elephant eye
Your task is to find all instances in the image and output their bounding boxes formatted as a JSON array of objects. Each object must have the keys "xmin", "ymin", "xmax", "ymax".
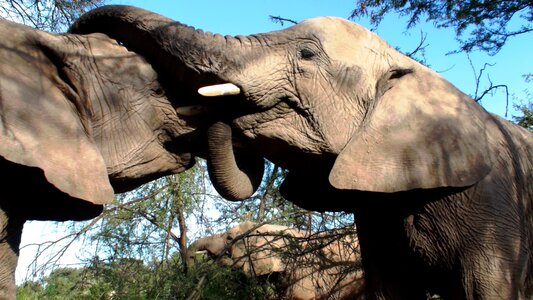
[
  {"xmin": 299, "ymin": 47, "xmax": 316, "ymax": 60},
  {"xmin": 151, "ymin": 85, "xmax": 165, "ymax": 97}
]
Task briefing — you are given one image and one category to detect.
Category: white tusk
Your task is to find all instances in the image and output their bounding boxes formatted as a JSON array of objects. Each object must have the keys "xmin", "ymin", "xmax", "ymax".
[
  {"xmin": 195, "ymin": 250, "xmax": 208, "ymax": 255},
  {"xmin": 198, "ymin": 83, "xmax": 241, "ymax": 97},
  {"xmin": 176, "ymin": 105, "xmax": 208, "ymax": 116}
]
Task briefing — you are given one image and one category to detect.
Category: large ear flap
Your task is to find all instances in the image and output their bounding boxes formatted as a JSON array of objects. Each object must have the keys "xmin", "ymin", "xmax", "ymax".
[
  {"xmin": 329, "ymin": 67, "xmax": 493, "ymax": 192},
  {"xmin": 0, "ymin": 82, "xmax": 114, "ymax": 205}
]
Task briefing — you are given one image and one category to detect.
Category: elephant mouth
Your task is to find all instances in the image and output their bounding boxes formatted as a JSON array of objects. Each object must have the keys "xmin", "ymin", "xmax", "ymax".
[
  {"xmin": 194, "ymin": 82, "xmax": 331, "ymax": 164},
  {"xmin": 196, "ymin": 249, "xmax": 234, "ymax": 266},
  {"xmin": 190, "ymin": 81, "xmax": 325, "ymax": 201},
  {"xmin": 175, "ymin": 82, "xmax": 278, "ymax": 124},
  {"xmin": 177, "ymin": 82, "xmax": 266, "ymax": 201},
  {"xmin": 194, "ymin": 83, "xmax": 295, "ymax": 131}
]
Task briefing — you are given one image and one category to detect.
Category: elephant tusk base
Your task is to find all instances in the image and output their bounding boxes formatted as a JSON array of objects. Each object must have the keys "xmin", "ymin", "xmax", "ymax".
[{"xmin": 198, "ymin": 83, "xmax": 241, "ymax": 97}]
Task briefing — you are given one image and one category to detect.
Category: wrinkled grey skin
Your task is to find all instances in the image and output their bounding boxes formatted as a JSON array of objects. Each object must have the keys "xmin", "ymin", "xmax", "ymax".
[
  {"xmin": 71, "ymin": 6, "xmax": 533, "ymax": 299},
  {"xmin": 0, "ymin": 19, "xmax": 207, "ymax": 298},
  {"xmin": 189, "ymin": 221, "xmax": 364, "ymax": 300},
  {"xmin": 68, "ymin": 6, "xmax": 266, "ymax": 202}
]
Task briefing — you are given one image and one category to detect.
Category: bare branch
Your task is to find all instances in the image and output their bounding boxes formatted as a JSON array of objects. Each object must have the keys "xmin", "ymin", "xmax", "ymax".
[
  {"xmin": 406, "ymin": 30, "xmax": 428, "ymax": 58},
  {"xmin": 269, "ymin": 15, "xmax": 298, "ymax": 26},
  {"xmin": 466, "ymin": 54, "xmax": 509, "ymax": 116},
  {"xmin": 21, "ymin": 214, "xmax": 105, "ymax": 279}
]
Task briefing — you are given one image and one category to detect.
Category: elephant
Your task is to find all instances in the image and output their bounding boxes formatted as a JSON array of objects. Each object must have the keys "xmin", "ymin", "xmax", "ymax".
[
  {"xmin": 0, "ymin": 18, "xmax": 227, "ymax": 298},
  {"xmin": 189, "ymin": 221, "xmax": 364, "ymax": 300},
  {"xmin": 71, "ymin": 5, "xmax": 533, "ymax": 299}
]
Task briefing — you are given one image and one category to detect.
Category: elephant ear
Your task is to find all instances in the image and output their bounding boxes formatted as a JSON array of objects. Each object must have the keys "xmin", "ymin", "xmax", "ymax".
[
  {"xmin": 329, "ymin": 66, "xmax": 493, "ymax": 192},
  {"xmin": 0, "ymin": 80, "xmax": 114, "ymax": 205}
]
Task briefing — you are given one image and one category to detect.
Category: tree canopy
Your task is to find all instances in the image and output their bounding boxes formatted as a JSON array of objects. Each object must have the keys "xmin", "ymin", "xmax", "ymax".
[
  {"xmin": 0, "ymin": 0, "xmax": 102, "ymax": 32},
  {"xmin": 350, "ymin": 0, "xmax": 533, "ymax": 54},
  {"xmin": 514, "ymin": 102, "xmax": 533, "ymax": 131}
]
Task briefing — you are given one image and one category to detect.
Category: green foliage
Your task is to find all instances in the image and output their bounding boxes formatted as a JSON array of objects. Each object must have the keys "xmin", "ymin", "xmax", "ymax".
[
  {"xmin": 17, "ymin": 268, "xmax": 93, "ymax": 299},
  {"xmin": 513, "ymin": 102, "xmax": 533, "ymax": 131},
  {"xmin": 0, "ymin": 0, "xmax": 103, "ymax": 32},
  {"xmin": 350, "ymin": 0, "xmax": 532, "ymax": 54},
  {"xmin": 192, "ymin": 264, "xmax": 276, "ymax": 300},
  {"xmin": 16, "ymin": 281, "xmax": 42, "ymax": 300},
  {"xmin": 17, "ymin": 258, "xmax": 277, "ymax": 299}
]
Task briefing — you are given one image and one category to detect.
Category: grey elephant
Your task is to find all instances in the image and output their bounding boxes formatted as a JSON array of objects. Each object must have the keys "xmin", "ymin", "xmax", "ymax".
[
  {"xmin": 189, "ymin": 221, "xmax": 364, "ymax": 300},
  {"xmin": 72, "ymin": 5, "xmax": 533, "ymax": 300},
  {"xmin": 0, "ymin": 18, "xmax": 221, "ymax": 298}
]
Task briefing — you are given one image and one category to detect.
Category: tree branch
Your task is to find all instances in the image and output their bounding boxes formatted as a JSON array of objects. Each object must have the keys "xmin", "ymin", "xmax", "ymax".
[
  {"xmin": 269, "ymin": 15, "xmax": 298, "ymax": 26},
  {"xmin": 466, "ymin": 54, "xmax": 509, "ymax": 116},
  {"xmin": 406, "ymin": 30, "xmax": 428, "ymax": 58}
]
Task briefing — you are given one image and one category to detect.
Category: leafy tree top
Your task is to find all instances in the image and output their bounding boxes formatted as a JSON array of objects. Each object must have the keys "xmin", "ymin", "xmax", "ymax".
[
  {"xmin": 0, "ymin": 0, "xmax": 103, "ymax": 32},
  {"xmin": 350, "ymin": 0, "xmax": 532, "ymax": 54},
  {"xmin": 513, "ymin": 102, "xmax": 533, "ymax": 131}
]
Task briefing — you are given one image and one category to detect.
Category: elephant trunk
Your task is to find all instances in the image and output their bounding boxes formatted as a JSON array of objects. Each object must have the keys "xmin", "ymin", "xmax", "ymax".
[
  {"xmin": 207, "ymin": 122, "xmax": 264, "ymax": 201},
  {"xmin": 70, "ymin": 5, "xmax": 265, "ymax": 201},
  {"xmin": 189, "ymin": 233, "xmax": 227, "ymax": 255},
  {"xmin": 69, "ymin": 5, "xmax": 245, "ymax": 87}
]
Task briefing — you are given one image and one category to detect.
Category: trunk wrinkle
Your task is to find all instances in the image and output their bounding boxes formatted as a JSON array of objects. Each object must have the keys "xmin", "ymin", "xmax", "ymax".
[
  {"xmin": 69, "ymin": 5, "xmax": 237, "ymax": 85},
  {"xmin": 206, "ymin": 122, "xmax": 264, "ymax": 201}
]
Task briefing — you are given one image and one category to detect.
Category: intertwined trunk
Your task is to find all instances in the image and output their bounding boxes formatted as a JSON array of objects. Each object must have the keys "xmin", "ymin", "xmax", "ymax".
[
  {"xmin": 70, "ymin": 5, "xmax": 265, "ymax": 201},
  {"xmin": 206, "ymin": 122, "xmax": 264, "ymax": 200}
]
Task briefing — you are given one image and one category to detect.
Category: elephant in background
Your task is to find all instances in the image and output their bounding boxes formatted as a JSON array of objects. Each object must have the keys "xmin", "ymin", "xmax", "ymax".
[
  {"xmin": 0, "ymin": 18, "xmax": 222, "ymax": 298},
  {"xmin": 71, "ymin": 6, "xmax": 533, "ymax": 299},
  {"xmin": 189, "ymin": 221, "xmax": 364, "ymax": 300}
]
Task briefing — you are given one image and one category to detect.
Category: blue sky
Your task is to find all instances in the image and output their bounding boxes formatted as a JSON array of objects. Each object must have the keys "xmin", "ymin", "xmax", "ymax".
[{"xmin": 16, "ymin": 0, "xmax": 532, "ymax": 283}]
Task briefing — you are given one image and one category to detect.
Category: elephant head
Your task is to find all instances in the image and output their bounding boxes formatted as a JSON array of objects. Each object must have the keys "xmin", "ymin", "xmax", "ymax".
[
  {"xmin": 0, "ymin": 18, "xmax": 222, "ymax": 221},
  {"xmin": 69, "ymin": 6, "xmax": 265, "ymax": 202},
  {"xmin": 194, "ymin": 17, "xmax": 494, "ymax": 202},
  {"xmin": 189, "ymin": 221, "xmax": 364, "ymax": 299},
  {"xmin": 189, "ymin": 221, "xmax": 294, "ymax": 276},
  {"xmin": 70, "ymin": 6, "xmax": 493, "ymax": 209}
]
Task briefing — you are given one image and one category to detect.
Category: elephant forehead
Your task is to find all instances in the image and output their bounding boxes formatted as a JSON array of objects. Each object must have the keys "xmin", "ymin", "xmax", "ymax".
[
  {"xmin": 300, "ymin": 16, "xmax": 376, "ymax": 44},
  {"xmin": 300, "ymin": 16, "xmax": 394, "ymax": 68},
  {"xmin": 301, "ymin": 16, "xmax": 367, "ymax": 33},
  {"xmin": 83, "ymin": 33, "xmax": 130, "ymax": 55}
]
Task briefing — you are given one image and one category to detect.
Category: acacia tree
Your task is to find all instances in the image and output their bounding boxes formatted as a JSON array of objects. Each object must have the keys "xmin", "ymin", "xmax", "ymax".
[
  {"xmin": 350, "ymin": 0, "xmax": 532, "ymax": 54},
  {"xmin": 513, "ymin": 74, "xmax": 533, "ymax": 131},
  {"xmin": 514, "ymin": 102, "xmax": 533, "ymax": 131},
  {"xmin": 0, "ymin": 0, "xmax": 102, "ymax": 32}
]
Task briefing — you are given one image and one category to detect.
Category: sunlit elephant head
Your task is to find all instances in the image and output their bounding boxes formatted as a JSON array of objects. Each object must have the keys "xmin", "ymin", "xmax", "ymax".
[{"xmin": 189, "ymin": 221, "xmax": 364, "ymax": 300}]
